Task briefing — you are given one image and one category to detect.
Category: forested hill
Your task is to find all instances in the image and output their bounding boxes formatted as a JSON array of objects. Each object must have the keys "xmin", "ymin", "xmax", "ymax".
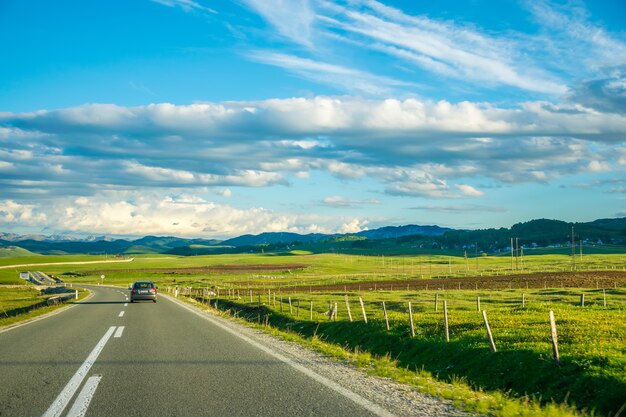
[{"xmin": 1, "ymin": 217, "xmax": 624, "ymax": 256}]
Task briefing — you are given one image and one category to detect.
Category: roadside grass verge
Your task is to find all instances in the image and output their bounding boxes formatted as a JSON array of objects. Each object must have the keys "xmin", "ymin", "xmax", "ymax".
[
  {"xmin": 0, "ymin": 286, "xmax": 89, "ymax": 328},
  {"xmin": 180, "ymin": 287, "xmax": 626, "ymax": 417}
]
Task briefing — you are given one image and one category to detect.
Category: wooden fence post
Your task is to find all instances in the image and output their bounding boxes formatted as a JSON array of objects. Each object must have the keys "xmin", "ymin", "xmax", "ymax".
[
  {"xmin": 580, "ymin": 293, "xmax": 585, "ymax": 307},
  {"xmin": 345, "ymin": 295, "xmax": 353, "ymax": 322},
  {"xmin": 549, "ymin": 310, "xmax": 560, "ymax": 365},
  {"xmin": 482, "ymin": 310, "xmax": 497, "ymax": 353},
  {"xmin": 327, "ymin": 302, "xmax": 334, "ymax": 320},
  {"xmin": 359, "ymin": 297, "xmax": 368, "ymax": 324},
  {"xmin": 334, "ymin": 302, "xmax": 338, "ymax": 320},
  {"xmin": 288, "ymin": 297, "xmax": 293, "ymax": 314},
  {"xmin": 522, "ymin": 293, "xmax": 526, "ymax": 308},
  {"xmin": 476, "ymin": 296, "xmax": 480, "ymax": 312},
  {"xmin": 382, "ymin": 301, "xmax": 390, "ymax": 331},
  {"xmin": 443, "ymin": 300, "xmax": 450, "ymax": 342},
  {"xmin": 435, "ymin": 293, "xmax": 439, "ymax": 312},
  {"xmin": 603, "ymin": 289, "xmax": 607, "ymax": 308},
  {"xmin": 249, "ymin": 290, "xmax": 253, "ymax": 303},
  {"xmin": 280, "ymin": 297, "xmax": 283, "ymax": 312},
  {"xmin": 408, "ymin": 302, "xmax": 415, "ymax": 337},
  {"xmin": 268, "ymin": 289, "xmax": 271, "ymax": 304}
]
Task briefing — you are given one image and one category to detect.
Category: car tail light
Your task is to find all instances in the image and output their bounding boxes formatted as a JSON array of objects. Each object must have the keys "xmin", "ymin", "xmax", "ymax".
[
  {"xmin": 131, "ymin": 289, "xmax": 136, "ymax": 294},
  {"xmin": 152, "ymin": 288, "xmax": 156, "ymax": 293}
]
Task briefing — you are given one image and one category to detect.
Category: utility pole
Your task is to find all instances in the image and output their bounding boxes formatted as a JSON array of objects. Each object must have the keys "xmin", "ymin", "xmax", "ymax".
[
  {"xmin": 475, "ymin": 242, "xmax": 478, "ymax": 271},
  {"xmin": 511, "ymin": 237, "xmax": 514, "ymax": 271},
  {"xmin": 579, "ymin": 240, "xmax": 583, "ymax": 261},
  {"xmin": 515, "ymin": 237, "xmax": 519, "ymax": 271},
  {"xmin": 571, "ymin": 225, "xmax": 576, "ymax": 270}
]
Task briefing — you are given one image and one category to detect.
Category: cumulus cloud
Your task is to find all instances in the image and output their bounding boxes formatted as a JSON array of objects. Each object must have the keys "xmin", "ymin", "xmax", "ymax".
[
  {"xmin": 0, "ymin": 97, "xmax": 623, "ymax": 203},
  {"xmin": 0, "ymin": 193, "xmax": 371, "ymax": 238}
]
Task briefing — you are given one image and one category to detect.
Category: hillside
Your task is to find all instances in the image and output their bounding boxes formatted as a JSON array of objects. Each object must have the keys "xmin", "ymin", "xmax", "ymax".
[
  {"xmin": 2, "ymin": 217, "xmax": 625, "ymax": 256},
  {"xmin": 0, "ymin": 246, "xmax": 40, "ymax": 257}
]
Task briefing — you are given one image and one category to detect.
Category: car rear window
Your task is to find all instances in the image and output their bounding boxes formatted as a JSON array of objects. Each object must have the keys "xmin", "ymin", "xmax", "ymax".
[{"xmin": 135, "ymin": 282, "xmax": 153, "ymax": 289}]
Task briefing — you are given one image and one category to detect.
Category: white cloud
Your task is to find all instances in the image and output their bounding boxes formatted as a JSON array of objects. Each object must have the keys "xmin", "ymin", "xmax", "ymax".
[
  {"xmin": 151, "ymin": 0, "xmax": 216, "ymax": 14},
  {"xmin": 243, "ymin": 0, "xmax": 315, "ymax": 47},
  {"xmin": 1, "ymin": 97, "xmax": 624, "ymax": 203},
  {"xmin": 0, "ymin": 193, "xmax": 373, "ymax": 238},
  {"xmin": 249, "ymin": 52, "xmax": 411, "ymax": 96},
  {"xmin": 455, "ymin": 184, "xmax": 484, "ymax": 197},
  {"xmin": 322, "ymin": 195, "xmax": 380, "ymax": 208}
]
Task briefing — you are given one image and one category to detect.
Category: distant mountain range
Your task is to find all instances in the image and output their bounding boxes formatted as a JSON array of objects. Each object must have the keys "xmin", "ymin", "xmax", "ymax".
[{"xmin": 1, "ymin": 218, "xmax": 624, "ymax": 256}]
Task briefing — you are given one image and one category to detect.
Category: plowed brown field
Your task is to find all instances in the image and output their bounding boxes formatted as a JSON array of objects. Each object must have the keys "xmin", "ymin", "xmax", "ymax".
[{"xmin": 275, "ymin": 271, "xmax": 626, "ymax": 292}]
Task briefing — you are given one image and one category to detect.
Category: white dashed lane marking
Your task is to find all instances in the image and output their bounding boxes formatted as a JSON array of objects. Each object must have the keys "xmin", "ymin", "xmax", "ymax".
[
  {"xmin": 114, "ymin": 326, "xmax": 125, "ymax": 338},
  {"xmin": 118, "ymin": 311, "xmax": 125, "ymax": 317}
]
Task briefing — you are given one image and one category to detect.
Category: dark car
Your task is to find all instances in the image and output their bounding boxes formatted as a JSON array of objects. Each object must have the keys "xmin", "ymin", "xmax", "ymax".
[{"xmin": 130, "ymin": 281, "xmax": 157, "ymax": 303}]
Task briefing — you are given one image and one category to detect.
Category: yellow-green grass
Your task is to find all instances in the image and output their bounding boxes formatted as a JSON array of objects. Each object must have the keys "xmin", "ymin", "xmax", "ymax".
[
  {"xmin": 0, "ymin": 286, "xmax": 89, "ymax": 328},
  {"xmin": 185, "ymin": 287, "xmax": 626, "ymax": 416},
  {"xmin": 5, "ymin": 253, "xmax": 624, "ymax": 289}
]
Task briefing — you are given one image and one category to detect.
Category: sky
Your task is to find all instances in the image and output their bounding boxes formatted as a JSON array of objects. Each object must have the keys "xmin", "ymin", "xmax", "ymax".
[{"xmin": 0, "ymin": 0, "xmax": 625, "ymax": 239}]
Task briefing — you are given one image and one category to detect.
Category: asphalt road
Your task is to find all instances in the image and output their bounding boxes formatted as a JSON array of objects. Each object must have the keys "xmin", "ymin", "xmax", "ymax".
[{"xmin": 0, "ymin": 285, "xmax": 392, "ymax": 417}]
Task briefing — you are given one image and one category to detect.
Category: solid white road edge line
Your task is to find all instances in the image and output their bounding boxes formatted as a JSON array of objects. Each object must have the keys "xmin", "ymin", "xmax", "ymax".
[
  {"xmin": 41, "ymin": 326, "xmax": 116, "ymax": 417},
  {"xmin": 114, "ymin": 326, "xmax": 125, "ymax": 338},
  {"xmin": 118, "ymin": 311, "xmax": 125, "ymax": 317},
  {"xmin": 164, "ymin": 296, "xmax": 395, "ymax": 417},
  {"xmin": 65, "ymin": 375, "xmax": 102, "ymax": 417}
]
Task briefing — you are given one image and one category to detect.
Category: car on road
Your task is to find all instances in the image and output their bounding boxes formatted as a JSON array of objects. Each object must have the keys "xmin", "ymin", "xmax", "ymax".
[{"xmin": 130, "ymin": 281, "xmax": 157, "ymax": 303}]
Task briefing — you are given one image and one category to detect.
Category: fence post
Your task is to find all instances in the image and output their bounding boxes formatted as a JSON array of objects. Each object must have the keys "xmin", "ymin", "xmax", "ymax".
[
  {"xmin": 310, "ymin": 300, "xmax": 313, "ymax": 320},
  {"xmin": 334, "ymin": 302, "xmax": 338, "ymax": 320},
  {"xmin": 580, "ymin": 293, "xmax": 585, "ymax": 307},
  {"xmin": 482, "ymin": 310, "xmax": 497, "ymax": 353},
  {"xmin": 549, "ymin": 310, "xmax": 560, "ymax": 365},
  {"xmin": 435, "ymin": 293, "xmax": 439, "ymax": 312},
  {"xmin": 476, "ymin": 296, "xmax": 480, "ymax": 312},
  {"xmin": 268, "ymin": 289, "xmax": 271, "ymax": 304},
  {"xmin": 345, "ymin": 295, "xmax": 353, "ymax": 322},
  {"xmin": 288, "ymin": 297, "xmax": 293, "ymax": 314},
  {"xmin": 359, "ymin": 297, "xmax": 368, "ymax": 324},
  {"xmin": 258, "ymin": 294, "xmax": 261, "ymax": 307},
  {"xmin": 408, "ymin": 302, "xmax": 415, "ymax": 337},
  {"xmin": 75, "ymin": 290, "xmax": 78, "ymax": 300},
  {"xmin": 443, "ymin": 300, "xmax": 450, "ymax": 342},
  {"xmin": 280, "ymin": 297, "xmax": 283, "ymax": 312},
  {"xmin": 327, "ymin": 302, "xmax": 334, "ymax": 320},
  {"xmin": 250, "ymin": 290, "xmax": 253, "ymax": 303},
  {"xmin": 522, "ymin": 293, "xmax": 526, "ymax": 308},
  {"xmin": 603, "ymin": 289, "xmax": 607, "ymax": 308},
  {"xmin": 297, "ymin": 300, "xmax": 300, "ymax": 317},
  {"xmin": 382, "ymin": 301, "xmax": 390, "ymax": 331}
]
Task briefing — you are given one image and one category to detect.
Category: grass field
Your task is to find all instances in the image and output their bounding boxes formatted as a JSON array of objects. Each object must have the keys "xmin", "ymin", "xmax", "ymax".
[
  {"xmin": 181, "ymin": 286, "xmax": 626, "ymax": 417},
  {"xmin": 2, "ymin": 252, "xmax": 624, "ymax": 287},
  {"xmin": 0, "ymin": 286, "xmax": 88, "ymax": 328},
  {"xmin": 0, "ymin": 251, "xmax": 624, "ymax": 416}
]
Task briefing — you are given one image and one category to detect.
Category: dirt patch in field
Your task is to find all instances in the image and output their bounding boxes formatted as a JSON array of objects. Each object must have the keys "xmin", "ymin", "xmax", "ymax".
[
  {"xmin": 248, "ymin": 271, "xmax": 626, "ymax": 292},
  {"xmin": 85, "ymin": 263, "xmax": 308, "ymax": 275}
]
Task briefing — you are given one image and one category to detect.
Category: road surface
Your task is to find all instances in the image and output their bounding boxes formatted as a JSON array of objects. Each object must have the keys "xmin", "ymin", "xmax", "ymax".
[{"xmin": 0, "ymin": 285, "xmax": 456, "ymax": 417}]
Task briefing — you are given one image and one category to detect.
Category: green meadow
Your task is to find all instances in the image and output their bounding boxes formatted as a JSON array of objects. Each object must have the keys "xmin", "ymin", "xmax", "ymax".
[{"xmin": 0, "ymin": 251, "xmax": 624, "ymax": 416}]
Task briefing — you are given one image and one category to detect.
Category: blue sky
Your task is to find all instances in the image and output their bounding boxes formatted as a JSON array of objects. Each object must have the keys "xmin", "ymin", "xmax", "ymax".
[{"xmin": 0, "ymin": 0, "xmax": 625, "ymax": 238}]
